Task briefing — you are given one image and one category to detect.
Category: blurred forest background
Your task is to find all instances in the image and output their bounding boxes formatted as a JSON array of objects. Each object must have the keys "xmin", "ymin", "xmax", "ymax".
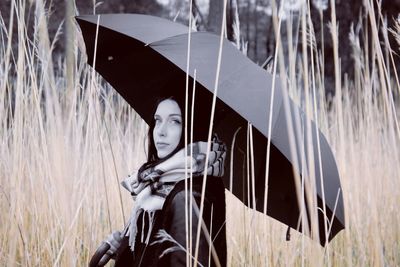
[{"xmin": 2, "ymin": 0, "xmax": 400, "ymax": 97}]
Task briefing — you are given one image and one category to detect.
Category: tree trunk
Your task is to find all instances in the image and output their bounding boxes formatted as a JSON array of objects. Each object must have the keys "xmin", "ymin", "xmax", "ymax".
[
  {"xmin": 226, "ymin": 0, "xmax": 234, "ymax": 41},
  {"xmin": 253, "ymin": 0, "xmax": 259, "ymax": 60},
  {"xmin": 65, "ymin": 0, "xmax": 75, "ymax": 110},
  {"xmin": 207, "ymin": 0, "xmax": 224, "ymax": 34}
]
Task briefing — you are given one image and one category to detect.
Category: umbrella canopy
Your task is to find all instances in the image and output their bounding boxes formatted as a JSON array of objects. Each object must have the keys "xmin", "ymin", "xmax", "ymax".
[{"xmin": 76, "ymin": 14, "xmax": 345, "ymax": 245}]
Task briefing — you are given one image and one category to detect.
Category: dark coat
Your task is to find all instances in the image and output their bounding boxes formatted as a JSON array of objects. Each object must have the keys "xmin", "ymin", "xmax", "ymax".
[{"xmin": 114, "ymin": 176, "xmax": 227, "ymax": 267}]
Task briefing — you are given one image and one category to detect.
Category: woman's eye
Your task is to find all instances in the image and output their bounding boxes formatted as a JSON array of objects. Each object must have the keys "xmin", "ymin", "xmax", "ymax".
[{"xmin": 171, "ymin": 119, "xmax": 181, "ymax": 124}]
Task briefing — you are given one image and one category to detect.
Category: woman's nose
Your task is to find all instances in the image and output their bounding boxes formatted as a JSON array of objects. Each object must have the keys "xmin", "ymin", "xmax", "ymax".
[{"xmin": 157, "ymin": 122, "xmax": 167, "ymax": 136}]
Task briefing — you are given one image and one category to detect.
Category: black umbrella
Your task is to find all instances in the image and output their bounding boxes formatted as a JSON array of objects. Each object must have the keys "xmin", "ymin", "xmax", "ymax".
[{"xmin": 76, "ymin": 14, "xmax": 345, "ymax": 246}]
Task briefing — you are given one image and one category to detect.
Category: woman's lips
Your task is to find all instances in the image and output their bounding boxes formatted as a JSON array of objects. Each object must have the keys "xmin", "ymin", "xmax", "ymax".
[{"xmin": 156, "ymin": 142, "xmax": 169, "ymax": 149}]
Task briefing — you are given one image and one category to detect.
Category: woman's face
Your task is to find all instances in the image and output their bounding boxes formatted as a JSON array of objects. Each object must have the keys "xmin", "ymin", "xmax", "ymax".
[{"xmin": 153, "ymin": 99, "xmax": 183, "ymax": 159}]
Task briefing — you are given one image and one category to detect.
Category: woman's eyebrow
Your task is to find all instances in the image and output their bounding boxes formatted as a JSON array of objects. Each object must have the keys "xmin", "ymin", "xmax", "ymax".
[{"xmin": 154, "ymin": 114, "xmax": 181, "ymax": 118}]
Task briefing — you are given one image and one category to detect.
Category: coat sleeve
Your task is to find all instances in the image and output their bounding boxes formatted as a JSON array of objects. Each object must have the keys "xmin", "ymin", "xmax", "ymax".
[{"xmin": 164, "ymin": 190, "xmax": 212, "ymax": 267}]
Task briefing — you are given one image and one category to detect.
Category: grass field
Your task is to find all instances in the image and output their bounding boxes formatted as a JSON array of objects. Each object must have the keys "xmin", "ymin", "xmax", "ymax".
[{"xmin": 1, "ymin": 0, "xmax": 399, "ymax": 266}]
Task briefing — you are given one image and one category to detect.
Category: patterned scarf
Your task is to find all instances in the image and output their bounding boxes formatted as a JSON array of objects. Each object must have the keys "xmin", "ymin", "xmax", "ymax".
[{"xmin": 121, "ymin": 137, "xmax": 226, "ymax": 250}]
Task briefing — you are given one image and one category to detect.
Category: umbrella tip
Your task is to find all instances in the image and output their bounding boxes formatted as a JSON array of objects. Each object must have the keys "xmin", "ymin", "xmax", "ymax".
[{"xmin": 286, "ymin": 226, "xmax": 291, "ymax": 241}]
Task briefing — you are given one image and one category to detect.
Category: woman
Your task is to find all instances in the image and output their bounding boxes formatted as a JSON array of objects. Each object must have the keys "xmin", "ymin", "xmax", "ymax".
[{"xmin": 91, "ymin": 95, "xmax": 227, "ymax": 267}]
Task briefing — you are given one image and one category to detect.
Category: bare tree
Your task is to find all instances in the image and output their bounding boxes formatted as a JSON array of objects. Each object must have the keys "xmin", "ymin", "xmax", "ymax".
[
  {"xmin": 65, "ymin": 0, "xmax": 75, "ymax": 109},
  {"xmin": 208, "ymin": 0, "xmax": 224, "ymax": 34}
]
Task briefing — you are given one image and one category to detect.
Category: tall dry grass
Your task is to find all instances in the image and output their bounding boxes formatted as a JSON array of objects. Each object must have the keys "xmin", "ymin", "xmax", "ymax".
[{"xmin": 1, "ymin": 0, "xmax": 399, "ymax": 266}]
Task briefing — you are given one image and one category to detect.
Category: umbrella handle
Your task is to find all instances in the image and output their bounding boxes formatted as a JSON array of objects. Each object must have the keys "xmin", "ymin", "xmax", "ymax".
[{"xmin": 89, "ymin": 242, "xmax": 111, "ymax": 267}]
